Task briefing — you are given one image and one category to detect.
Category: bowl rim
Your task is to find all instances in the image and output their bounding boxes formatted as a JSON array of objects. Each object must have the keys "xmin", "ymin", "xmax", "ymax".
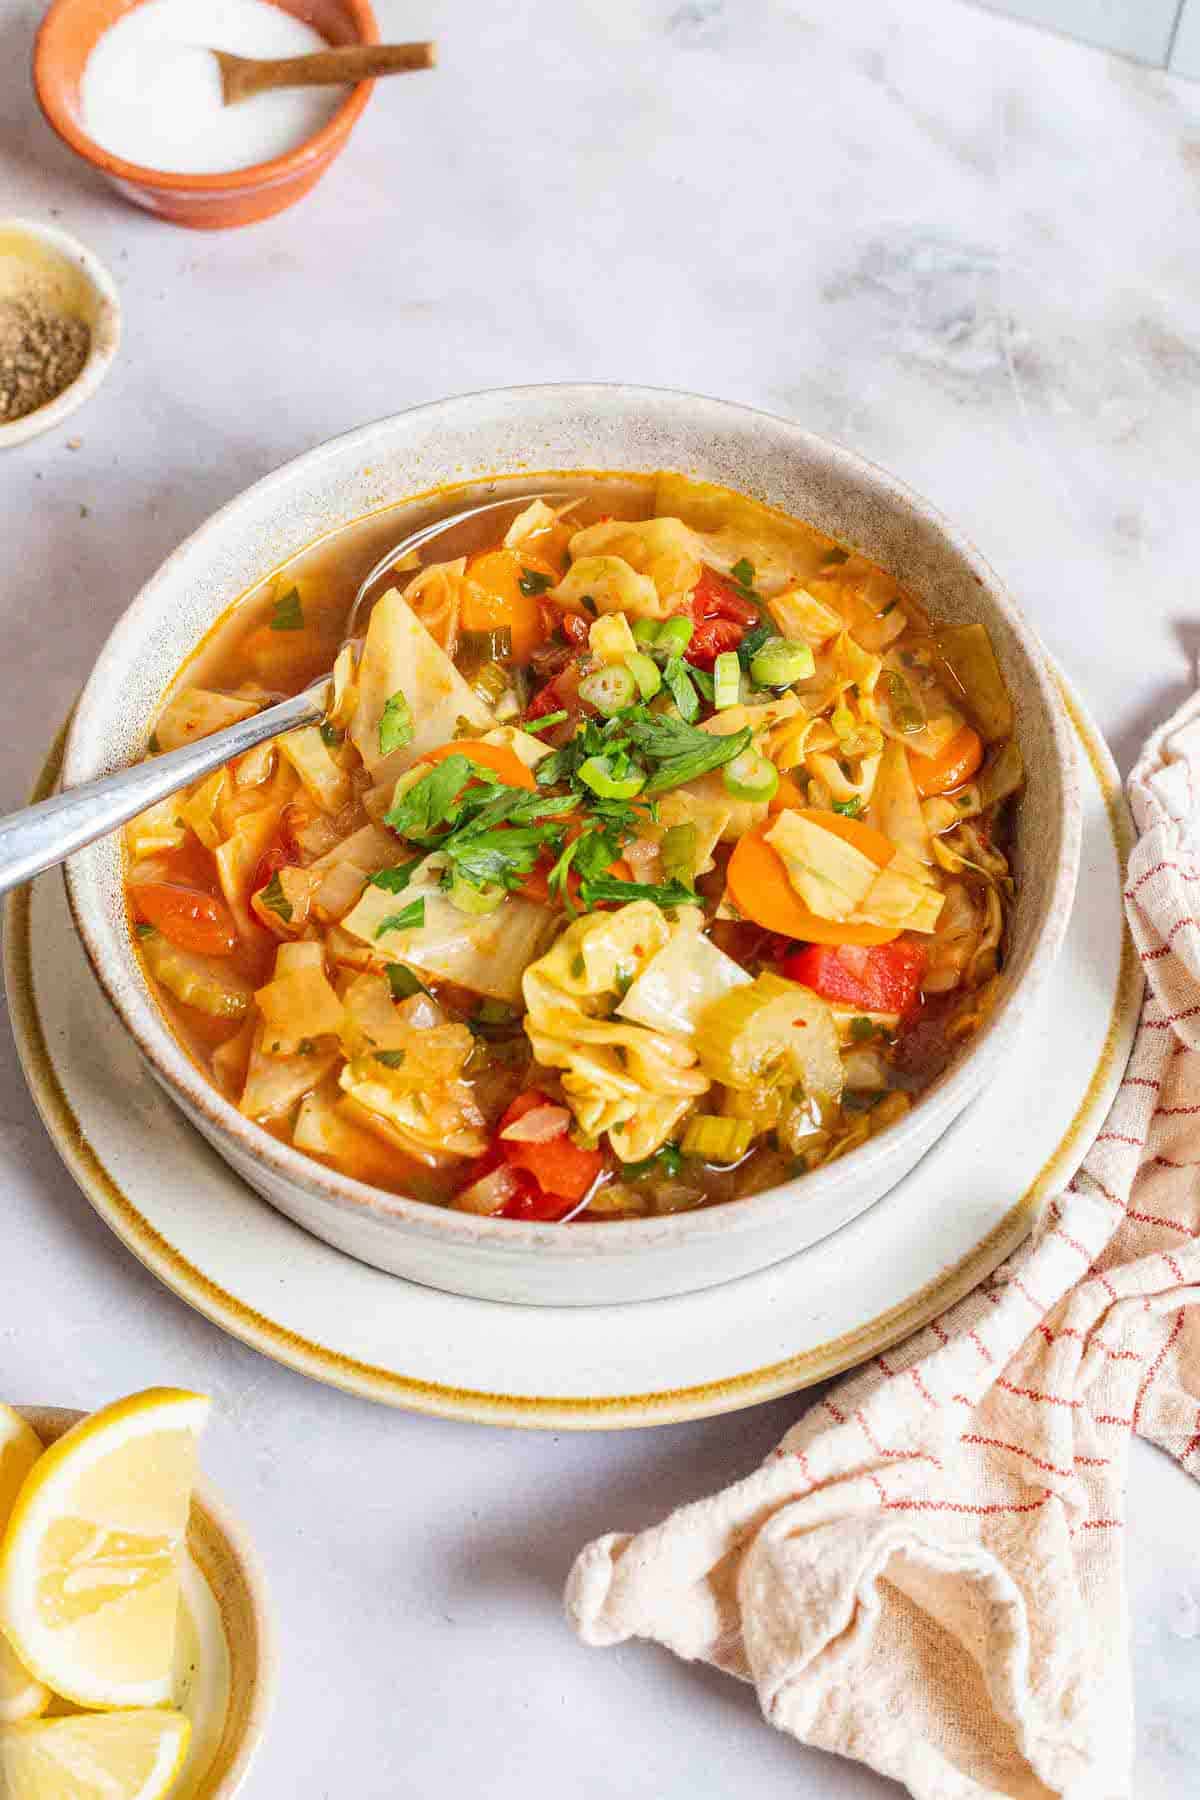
[
  {"xmin": 14, "ymin": 1404, "xmax": 276, "ymax": 1800},
  {"xmin": 32, "ymin": 0, "xmax": 380, "ymax": 193},
  {"xmin": 0, "ymin": 217, "xmax": 121, "ymax": 449},
  {"xmin": 62, "ymin": 382, "xmax": 1082, "ymax": 1261}
]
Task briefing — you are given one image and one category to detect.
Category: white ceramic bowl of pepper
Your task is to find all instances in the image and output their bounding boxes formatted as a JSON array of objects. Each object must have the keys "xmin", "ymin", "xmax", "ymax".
[{"xmin": 0, "ymin": 217, "xmax": 120, "ymax": 448}]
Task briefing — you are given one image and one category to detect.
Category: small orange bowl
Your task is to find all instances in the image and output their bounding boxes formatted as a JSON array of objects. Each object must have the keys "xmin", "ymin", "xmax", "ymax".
[{"xmin": 34, "ymin": 0, "xmax": 380, "ymax": 230}]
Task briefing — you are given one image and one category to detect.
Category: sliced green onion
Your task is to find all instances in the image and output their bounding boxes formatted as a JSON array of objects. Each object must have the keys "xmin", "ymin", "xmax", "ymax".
[
  {"xmin": 722, "ymin": 749, "xmax": 779, "ymax": 803},
  {"xmin": 655, "ymin": 616, "xmax": 694, "ymax": 658},
  {"xmin": 660, "ymin": 822, "xmax": 697, "ymax": 888},
  {"xmin": 625, "ymin": 650, "xmax": 662, "ymax": 700},
  {"xmin": 448, "ymin": 872, "xmax": 506, "ymax": 916},
  {"xmin": 749, "ymin": 637, "xmax": 816, "ymax": 689},
  {"xmin": 632, "ymin": 618, "xmax": 663, "ymax": 647},
  {"xmin": 524, "ymin": 709, "xmax": 569, "ymax": 734},
  {"xmin": 712, "ymin": 651, "xmax": 741, "ymax": 710},
  {"xmin": 577, "ymin": 755, "xmax": 646, "ymax": 800},
  {"xmin": 663, "ymin": 656, "xmax": 699, "ymax": 723},
  {"xmin": 578, "ymin": 664, "xmax": 638, "ymax": 717},
  {"xmin": 680, "ymin": 1114, "xmax": 753, "ymax": 1162}
]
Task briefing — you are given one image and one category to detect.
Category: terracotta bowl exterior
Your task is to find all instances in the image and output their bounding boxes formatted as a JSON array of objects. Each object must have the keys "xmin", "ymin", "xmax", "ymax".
[
  {"xmin": 15, "ymin": 1406, "xmax": 275, "ymax": 1798},
  {"xmin": 62, "ymin": 385, "xmax": 1081, "ymax": 1305},
  {"xmin": 33, "ymin": 0, "xmax": 379, "ymax": 230}
]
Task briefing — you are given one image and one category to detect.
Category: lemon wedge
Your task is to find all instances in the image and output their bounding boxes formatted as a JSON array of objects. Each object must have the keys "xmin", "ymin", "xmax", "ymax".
[
  {"xmin": 0, "ymin": 1404, "xmax": 50, "ymax": 1725},
  {"xmin": 0, "ymin": 1708, "xmax": 190, "ymax": 1800},
  {"xmin": 0, "ymin": 1389, "xmax": 209, "ymax": 1710}
]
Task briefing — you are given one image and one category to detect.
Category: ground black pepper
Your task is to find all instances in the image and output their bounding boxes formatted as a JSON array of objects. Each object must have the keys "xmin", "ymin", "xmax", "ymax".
[{"xmin": 0, "ymin": 297, "xmax": 90, "ymax": 422}]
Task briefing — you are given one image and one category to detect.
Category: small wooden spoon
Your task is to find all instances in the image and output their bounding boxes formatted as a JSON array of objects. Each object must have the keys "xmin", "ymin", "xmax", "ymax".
[{"xmin": 213, "ymin": 40, "xmax": 436, "ymax": 107}]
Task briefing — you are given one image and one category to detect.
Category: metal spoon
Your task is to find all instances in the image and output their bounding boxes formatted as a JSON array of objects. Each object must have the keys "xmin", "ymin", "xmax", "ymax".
[{"xmin": 0, "ymin": 491, "xmax": 557, "ymax": 898}]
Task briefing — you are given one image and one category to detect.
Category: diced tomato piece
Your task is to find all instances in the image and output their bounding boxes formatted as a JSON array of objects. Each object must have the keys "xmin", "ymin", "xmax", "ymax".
[
  {"xmin": 690, "ymin": 566, "xmax": 762, "ymax": 626},
  {"xmin": 501, "ymin": 1185, "xmax": 579, "ymax": 1222},
  {"xmin": 560, "ymin": 612, "xmax": 590, "ymax": 648},
  {"xmin": 780, "ymin": 941, "xmax": 928, "ymax": 1017},
  {"xmin": 131, "ymin": 883, "xmax": 239, "ymax": 957},
  {"xmin": 685, "ymin": 614, "xmax": 745, "ymax": 670},
  {"xmin": 496, "ymin": 1090, "xmax": 604, "ymax": 1202}
]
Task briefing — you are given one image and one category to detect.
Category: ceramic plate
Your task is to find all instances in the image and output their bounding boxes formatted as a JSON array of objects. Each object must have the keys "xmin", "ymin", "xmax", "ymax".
[{"xmin": 6, "ymin": 677, "xmax": 1139, "ymax": 1430}]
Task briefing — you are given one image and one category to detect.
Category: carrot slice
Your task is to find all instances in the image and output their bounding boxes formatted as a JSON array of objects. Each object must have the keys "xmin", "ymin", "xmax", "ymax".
[
  {"xmin": 909, "ymin": 725, "xmax": 984, "ymax": 799},
  {"xmin": 463, "ymin": 548, "xmax": 558, "ymax": 664},
  {"xmin": 419, "ymin": 740, "xmax": 537, "ymax": 790},
  {"xmin": 768, "ymin": 772, "xmax": 807, "ymax": 815},
  {"xmin": 131, "ymin": 882, "xmax": 239, "ymax": 956},
  {"xmin": 725, "ymin": 809, "xmax": 899, "ymax": 947}
]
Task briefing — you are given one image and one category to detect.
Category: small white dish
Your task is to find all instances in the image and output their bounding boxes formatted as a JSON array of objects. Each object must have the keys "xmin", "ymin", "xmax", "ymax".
[
  {"xmin": 5, "ymin": 676, "xmax": 1139, "ymax": 1427},
  {"xmin": 0, "ymin": 218, "xmax": 120, "ymax": 449}
]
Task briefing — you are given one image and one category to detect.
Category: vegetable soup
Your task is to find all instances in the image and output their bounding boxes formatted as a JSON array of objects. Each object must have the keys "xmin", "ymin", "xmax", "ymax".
[{"xmin": 125, "ymin": 474, "xmax": 1022, "ymax": 1222}]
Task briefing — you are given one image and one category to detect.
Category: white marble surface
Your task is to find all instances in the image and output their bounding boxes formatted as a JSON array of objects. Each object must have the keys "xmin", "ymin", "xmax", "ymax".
[{"xmin": 2, "ymin": 1, "xmax": 1200, "ymax": 1794}]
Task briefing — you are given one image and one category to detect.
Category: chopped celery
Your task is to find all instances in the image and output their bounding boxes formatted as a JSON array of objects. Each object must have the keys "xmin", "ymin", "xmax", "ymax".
[
  {"xmin": 680, "ymin": 1115, "xmax": 753, "ymax": 1162},
  {"xmin": 655, "ymin": 616, "xmax": 694, "ymax": 658},
  {"xmin": 749, "ymin": 637, "xmax": 816, "ymax": 688},
  {"xmin": 460, "ymin": 626, "xmax": 513, "ymax": 666},
  {"xmin": 712, "ymin": 651, "xmax": 741, "ymax": 710},
  {"xmin": 625, "ymin": 651, "xmax": 662, "ymax": 699},
  {"xmin": 632, "ymin": 617, "xmax": 663, "ymax": 647},
  {"xmin": 577, "ymin": 755, "xmax": 646, "ymax": 800},
  {"xmin": 470, "ymin": 660, "xmax": 511, "ymax": 708},
  {"xmin": 722, "ymin": 749, "xmax": 779, "ymax": 802},
  {"xmin": 578, "ymin": 664, "xmax": 637, "ymax": 717}
]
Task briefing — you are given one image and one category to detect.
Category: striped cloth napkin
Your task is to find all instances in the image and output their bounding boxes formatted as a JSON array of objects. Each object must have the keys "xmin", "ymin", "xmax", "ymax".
[{"xmin": 566, "ymin": 693, "xmax": 1200, "ymax": 1800}]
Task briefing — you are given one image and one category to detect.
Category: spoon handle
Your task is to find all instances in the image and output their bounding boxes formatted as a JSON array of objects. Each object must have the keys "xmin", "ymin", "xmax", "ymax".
[
  {"xmin": 0, "ymin": 686, "xmax": 324, "ymax": 898},
  {"xmin": 220, "ymin": 42, "xmax": 436, "ymax": 104}
]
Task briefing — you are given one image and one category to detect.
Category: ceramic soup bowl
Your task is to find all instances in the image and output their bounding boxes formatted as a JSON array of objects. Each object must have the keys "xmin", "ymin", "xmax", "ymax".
[{"xmin": 63, "ymin": 385, "xmax": 1080, "ymax": 1305}]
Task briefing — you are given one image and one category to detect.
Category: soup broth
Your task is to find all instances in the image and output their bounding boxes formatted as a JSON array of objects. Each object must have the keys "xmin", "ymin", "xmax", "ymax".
[{"xmin": 125, "ymin": 473, "xmax": 1021, "ymax": 1223}]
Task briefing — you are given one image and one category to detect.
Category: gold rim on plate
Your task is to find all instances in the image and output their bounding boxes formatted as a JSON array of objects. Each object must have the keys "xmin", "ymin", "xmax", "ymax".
[{"xmin": 4, "ymin": 688, "xmax": 1140, "ymax": 1429}]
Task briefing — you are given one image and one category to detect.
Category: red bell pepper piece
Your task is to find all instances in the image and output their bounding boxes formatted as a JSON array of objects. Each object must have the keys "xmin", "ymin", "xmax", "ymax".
[
  {"xmin": 780, "ymin": 941, "xmax": 927, "ymax": 1017},
  {"xmin": 690, "ymin": 567, "xmax": 762, "ymax": 626}
]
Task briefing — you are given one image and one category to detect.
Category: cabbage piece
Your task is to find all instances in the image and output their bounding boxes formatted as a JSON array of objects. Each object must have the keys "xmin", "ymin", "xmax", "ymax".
[
  {"xmin": 853, "ymin": 861, "xmax": 945, "ymax": 934},
  {"xmin": 140, "ymin": 933, "xmax": 253, "ymax": 1021},
  {"xmin": 339, "ymin": 974, "xmax": 443, "ymax": 1058},
  {"xmin": 211, "ymin": 1018, "xmax": 256, "ymax": 1099},
  {"xmin": 250, "ymin": 863, "xmax": 320, "ymax": 937},
  {"xmin": 588, "ymin": 611, "xmax": 638, "ymax": 665},
  {"xmin": 348, "ymin": 588, "xmax": 494, "ymax": 784},
  {"xmin": 551, "ymin": 554, "xmax": 662, "ymax": 620},
  {"xmin": 504, "ymin": 498, "xmax": 561, "ymax": 547},
  {"xmin": 522, "ymin": 905, "xmax": 710, "ymax": 1160},
  {"xmin": 327, "ymin": 643, "xmax": 358, "ymax": 731},
  {"xmin": 177, "ymin": 770, "xmax": 227, "ymax": 851},
  {"xmin": 765, "ymin": 811, "xmax": 879, "ymax": 920},
  {"xmin": 339, "ymin": 877, "xmax": 558, "ymax": 1004},
  {"xmin": 310, "ymin": 822, "xmax": 399, "ymax": 876},
  {"xmin": 698, "ymin": 971, "xmax": 843, "ymax": 1104},
  {"xmin": 400, "ymin": 556, "xmax": 467, "ymax": 658},
  {"xmin": 279, "ymin": 727, "xmax": 352, "ymax": 815},
  {"xmin": 653, "ymin": 474, "xmax": 836, "ymax": 595},
  {"xmin": 700, "ymin": 691, "xmax": 806, "ymax": 743},
  {"xmin": 875, "ymin": 648, "xmax": 961, "ymax": 759},
  {"xmin": 477, "ymin": 725, "xmax": 553, "ymax": 770},
  {"xmin": 214, "ymin": 795, "xmax": 288, "ymax": 944},
  {"xmin": 125, "ymin": 795, "xmax": 188, "ymax": 862},
  {"xmin": 338, "ymin": 1059, "xmax": 485, "ymax": 1161},
  {"xmin": 805, "ymin": 752, "xmax": 882, "ymax": 811},
  {"xmin": 155, "ymin": 688, "xmax": 260, "ymax": 752},
  {"xmin": 655, "ymin": 784, "xmax": 732, "ymax": 872},
  {"xmin": 977, "ymin": 738, "xmax": 1025, "ymax": 810},
  {"xmin": 768, "ymin": 587, "xmax": 844, "ymax": 647},
  {"xmin": 567, "ymin": 518, "xmax": 703, "ymax": 611},
  {"xmin": 240, "ymin": 1026, "xmax": 338, "ymax": 1123},
  {"xmin": 616, "ymin": 922, "xmax": 751, "ymax": 1038},
  {"xmin": 255, "ymin": 943, "xmax": 344, "ymax": 1056},
  {"xmin": 926, "ymin": 624, "xmax": 1013, "ymax": 743},
  {"xmin": 869, "ymin": 738, "xmax": 931, "ymax": 865}
]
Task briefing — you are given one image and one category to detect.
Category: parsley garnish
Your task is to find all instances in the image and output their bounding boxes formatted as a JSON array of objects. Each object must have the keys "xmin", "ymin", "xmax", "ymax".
[
  {"xmin": 375, "ymin": 898, "xmax": 426, "ymax": 937},
  {"xmin": 518, "ymin": 568, "xmax": 554, "ymax": 597},
  {"xmin": 320, "ymin": 721, "xmax": 344, "ymax": 749},
  {"xmin": 385, "ymin": 962, "xmax": 427, "ymax": 999},
  {"xmin": 270, "ymin": 586, "xmax": 304, "ymax": 632},
  {"xmin": 737, "ymin": 621, "xmax": 774, "ymax": 674},
  {"xmin": 374, "ymin": 1049, "xmax": 408, "ymax": 1069},
  {"xmin": 832, "ymin": 797, "xmax": 864, "ymax": 817},
  {"xmin": 730, "ymin": 558, "xmax": 755, "ymax": 588},
  {"xmin": 260, "ymin": 872, "xmax": 292, "ymax": 922},
  {"xmin": 147, "ymin": 732, "xmax": 161, "ymax": 754},
  {"xmin": 134, "ymin": 922, "xmax": 155, "ymax": 939},
  {"xmin": 379, "ymin": 689, "xmax": 415, "ymax": 756},
  {"xmin": 621, "ymin": 1141, "xmax": 684, "ymax": 1180},
  {"xmin": 369, "ymin": 858, "xmax": 423, "ymax": 894},
  {"xmin": 384, "ymin": 756, "xmax": 473, "ymax": 837},
  {"xmin": 662, "ymin": 655, "xmax": 700, "ymax": 723},
  {"xmin": 849, "ymin": 1016, "xmax": 877, "ymax": 1042},
  {"xmin": 580, "ymin": 873, "xmax": 694, "ymax": 909}
]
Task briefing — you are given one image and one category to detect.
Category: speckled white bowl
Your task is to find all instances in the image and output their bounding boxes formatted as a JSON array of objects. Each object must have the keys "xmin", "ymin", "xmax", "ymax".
[
  {"xmin": 0, "ymin": 219, "xmax": 120, "ymax": 449},
  {"xmin": 62, "ymin": 385, "xmax": 1080, "ymax": 1306}
]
